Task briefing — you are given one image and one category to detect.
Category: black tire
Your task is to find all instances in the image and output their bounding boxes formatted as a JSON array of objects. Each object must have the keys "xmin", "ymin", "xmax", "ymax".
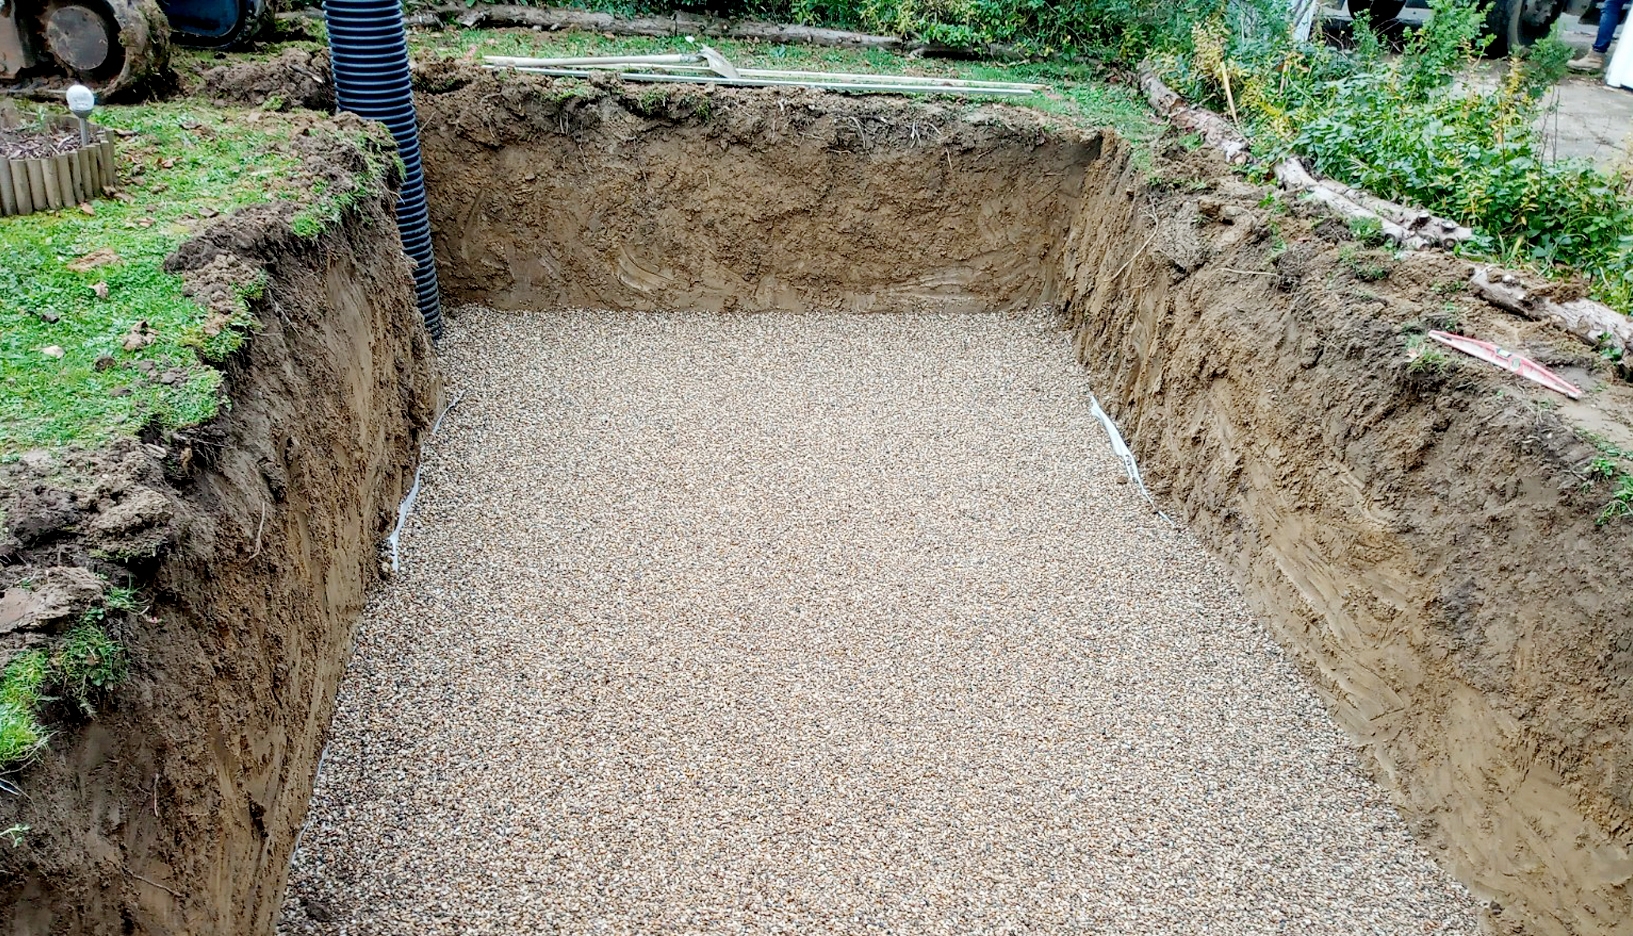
[
  {"xmin": 1485, "ymin": 0, "xmax": 1566, "ymax": 56},
  {"xmin": 1348, "ymin": 0, "xmax": 1408, "ymax": 23},
  {"xmin": 159, "ymin": 0, "xmax": 270, "ymax": 49}
]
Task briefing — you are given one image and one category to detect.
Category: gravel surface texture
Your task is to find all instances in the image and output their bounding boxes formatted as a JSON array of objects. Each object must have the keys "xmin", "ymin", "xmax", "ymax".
[{"xmin": 280, "ymin": 308, "xmax": 1480, "ymax": 936}]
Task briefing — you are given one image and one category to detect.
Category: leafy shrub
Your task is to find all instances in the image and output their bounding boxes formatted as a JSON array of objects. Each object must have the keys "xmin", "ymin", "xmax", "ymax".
[
  {"xmin": 410, "ymin": 0, "xmax": 1277, "ymax": 61},
  {"xmin": 1162, "ymin": 0, "xmax": 1633, "ymax": 315}
]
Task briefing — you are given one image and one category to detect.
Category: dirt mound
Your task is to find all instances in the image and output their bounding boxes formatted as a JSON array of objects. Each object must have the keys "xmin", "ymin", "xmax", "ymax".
[
  {"xmin": 189, "ymin": 47, "xmax": 335, "ymax": 112},
  {"xmin": 413, "ymin": 74, "xmax": 1633, "ymax": 936},
  {"xmin": 417, "ymin": 71, "xmax": 1094, "ymax": 315}
]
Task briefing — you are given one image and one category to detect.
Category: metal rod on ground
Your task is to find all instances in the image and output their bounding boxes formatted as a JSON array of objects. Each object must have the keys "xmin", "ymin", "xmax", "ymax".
[
  {"xmin": 498, "ymin": 59, "xmax": 1042, "ymax": 87},
  {"xmin": 487, "ymin": 55, "xmax": 1043, "ymax": 86},
  {"xmin": 485, "ymin": 65, "xmax": 1047, "ymax": 90},
  {"xmin": 487, "ymin": 66, "xmax": 1038, "ymax": 96},
  {"xmin": 486, "ymin": 53, "xmax": 702, "ymax": 68},
  {"xmin": 738, "ymin": 67, "xmax": 1043, "ymax": 89},
  {"xmin": 484, "ymin": 50, "xmax": 1044, "ymax": 94}
]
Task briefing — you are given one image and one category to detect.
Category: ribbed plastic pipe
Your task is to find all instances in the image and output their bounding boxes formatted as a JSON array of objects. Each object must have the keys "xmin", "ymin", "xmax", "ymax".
[{"xmin": 323, "ymin": 0, "xmax": 443, "ymax": 339}]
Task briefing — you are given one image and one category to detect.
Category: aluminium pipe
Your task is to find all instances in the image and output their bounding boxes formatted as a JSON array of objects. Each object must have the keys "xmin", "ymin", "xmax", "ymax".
[{"xmin": 324, "ymin": 0, "xmax": 444, "ymax": 340}]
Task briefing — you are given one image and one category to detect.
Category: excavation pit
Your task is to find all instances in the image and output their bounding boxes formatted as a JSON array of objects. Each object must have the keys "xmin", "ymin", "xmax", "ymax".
[
  {"xmin": 3, "ymin": 72, "xmax": 1631, "ymax": 936},
  {"xmin": 288, "ymin": 75, "xmax": 1632, "ymax": 936}
]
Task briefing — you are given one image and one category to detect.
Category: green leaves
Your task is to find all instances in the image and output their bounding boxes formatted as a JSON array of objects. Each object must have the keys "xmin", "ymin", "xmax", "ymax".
[{"xmin": 1203, "ymin": 0, "xmax": 1633, "ymax": 316}]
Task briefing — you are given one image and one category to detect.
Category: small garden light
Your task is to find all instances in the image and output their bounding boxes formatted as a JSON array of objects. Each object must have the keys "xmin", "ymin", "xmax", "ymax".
[{"xmin": 66, "ymin": 84, "xmax": 96, "ymax": 148}]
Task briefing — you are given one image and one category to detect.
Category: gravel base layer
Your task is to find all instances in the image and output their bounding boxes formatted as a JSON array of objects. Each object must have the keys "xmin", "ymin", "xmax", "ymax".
[{"xmin": 280, "ymin": 308, "xmax": 1480, "ymax": 936}]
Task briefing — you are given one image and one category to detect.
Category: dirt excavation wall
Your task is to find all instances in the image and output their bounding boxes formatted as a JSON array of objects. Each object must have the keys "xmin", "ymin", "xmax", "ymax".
[
  {"xmin": 0, "ymin": 193, "xmax": 437, "ymax": 930},
  {"xmin": 417, "ymin": 75, "xmax": 1633, "ymax": 936},
  {"xmin": 1062, "ymin": 159, "xmax": 1633, "ymax": 936},
  {"xmin": 417, "ymin": 70, "xmax": 1095, "ymax": 315}
]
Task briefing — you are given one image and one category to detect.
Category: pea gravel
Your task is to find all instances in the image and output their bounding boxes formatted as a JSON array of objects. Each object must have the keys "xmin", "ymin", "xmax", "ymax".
[{"xmin": 279, "ymin": 307, "xmax": 1480, "ymax": 936}]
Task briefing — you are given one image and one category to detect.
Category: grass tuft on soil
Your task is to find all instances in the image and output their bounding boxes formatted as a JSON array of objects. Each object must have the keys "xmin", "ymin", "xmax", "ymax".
[
  {"xmin": 0, "ymin": 614, "xmax": 132, "ymax": 772},
  {"xmin": 53, "ymin": 625, "xmax": 125, "ymax": 717},
  {"xmin": 0, "ymin": 103, "xmax": 386, "ymax": 459},
  {"xmin": 0, "ymin": 652, "xmax": 50, "ymax": 769}
]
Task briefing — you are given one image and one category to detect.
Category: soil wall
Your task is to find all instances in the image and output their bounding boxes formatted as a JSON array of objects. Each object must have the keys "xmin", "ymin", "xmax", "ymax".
[
  {"xmin": 417, "ymin": 72, "xmax": 1095, "ymax": 315},
  {"xmin": 416, "ymin": 75, "xmax": 1633, "ymax": 936},
  {"xmin": 1061, "ymin": 153, "xmax": 1633, "ymax": 936},
  {"xmin": 0, "ymin": 193, "xmax": 438, "ymax": 930}
]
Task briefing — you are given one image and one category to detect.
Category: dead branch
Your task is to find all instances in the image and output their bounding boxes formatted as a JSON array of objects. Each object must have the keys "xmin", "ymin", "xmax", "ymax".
[
  {"xmin": 1138, "ymin": 64, "xmax": 1472, "ymax": 250},
  {"xmin": 1321, "ymin": 176, "xmax": 1474, "ymax": 246},
  {"xmin": 1271, "ymin": 158, "xmax": 1473, "ymax": 250},
  {"xmin": 1470, "ymin": 267, "xmax": 1632, "ymax": 358},
  {"xmin": 1273, "ymin": 157, "xmax": 1426, "ymax": 248},
  {"xmin": 1137, "ymin": 65, "xmax": 1250, "ymax": 165}
]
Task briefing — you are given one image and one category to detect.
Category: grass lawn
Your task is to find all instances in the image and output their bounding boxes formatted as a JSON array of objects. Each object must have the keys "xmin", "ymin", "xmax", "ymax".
[
  {"xmin": 408, "ymin": 28, "xmax": 1162, "ymax": 148},
  {"xmin": 0, "ymin": 103, "xmax": 380, "ymax": 459}
]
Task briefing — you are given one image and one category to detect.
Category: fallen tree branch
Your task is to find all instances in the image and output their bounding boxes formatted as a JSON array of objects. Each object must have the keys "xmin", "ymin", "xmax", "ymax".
[
  {"xmin": 1273, "ymin": 157, "xmax": 1426, "ymax": 249},
  {"xmin": 1137, "ymin": 65, "xmax": 1250, "ymax": 165},
  {"xmin": 1139, "ymin": 64, "xmax": 1472, "ymax": 250},
  {"xmin": 1321, "ymin": 176, "xmax": 1474, "ymax": 246},
  {"xmin": 1272, "ymin": 157, "xmax": 1475, "ymax": 250},
  {"xmin": 1470, "ymin": 267, "xmax": 1632, "ymax": 359}
]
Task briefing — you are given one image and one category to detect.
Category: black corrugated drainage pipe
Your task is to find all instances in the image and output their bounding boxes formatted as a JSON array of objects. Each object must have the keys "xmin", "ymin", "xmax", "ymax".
[{"xmin": 323, "ymin": 0, "xmax": 444, "ymax": 339}]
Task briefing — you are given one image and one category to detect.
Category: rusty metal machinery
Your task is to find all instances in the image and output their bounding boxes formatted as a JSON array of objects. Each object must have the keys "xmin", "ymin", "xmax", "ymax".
[{"xmin": 1, "ymin": 0, "xmax": 266, "ymax": 94}]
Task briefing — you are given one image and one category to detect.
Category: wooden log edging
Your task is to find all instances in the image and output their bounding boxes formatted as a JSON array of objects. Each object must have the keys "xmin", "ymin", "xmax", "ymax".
[{"xmin": 0, "ymin": 125, "xmax": 116, "ymax": 218}]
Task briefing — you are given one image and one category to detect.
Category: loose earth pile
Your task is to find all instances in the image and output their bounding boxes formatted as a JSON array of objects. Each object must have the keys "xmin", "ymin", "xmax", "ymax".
[{"xmin": 281, "ymin": 308, "xmax": 1478, "ymax": 935}]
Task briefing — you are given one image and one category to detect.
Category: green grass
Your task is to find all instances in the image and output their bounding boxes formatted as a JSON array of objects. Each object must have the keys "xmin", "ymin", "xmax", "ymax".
[
  {"xmin": 1339, "ymin": 244, "xmax": 1393, "ymax": 282},
  {"xmin": 0, "ymin": 594, "xmax": 136, "ymax": 772},
  {"xmin": 0, "ymin": 653, "xmax": 50, "ymax": 769},
  {"xmin": 54, "ymin": 625, "xmax": 125, "ymax": 716},
  {"xmin": 411, "ymin": 29, "xmax": 1161, "ymax": 147},
  {"xmin": 0, "ymin": 103, "xmax": 387, "ymax": 459}
]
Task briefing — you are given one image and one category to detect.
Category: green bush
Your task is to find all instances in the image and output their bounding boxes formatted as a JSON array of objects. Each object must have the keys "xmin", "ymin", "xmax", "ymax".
[
  {"xmin": 1161, "ymin": 0, "xmax": 1633, "ymax": 315},
  {"xmin": 412, "ymin": 0, "xmax": 1268, "ymax": 61}
]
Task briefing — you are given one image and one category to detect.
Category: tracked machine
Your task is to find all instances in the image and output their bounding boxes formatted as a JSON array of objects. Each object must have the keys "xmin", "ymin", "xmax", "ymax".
[{"xmin": 0, "ymin": 0, "xmax": 267, "ymax": 93}]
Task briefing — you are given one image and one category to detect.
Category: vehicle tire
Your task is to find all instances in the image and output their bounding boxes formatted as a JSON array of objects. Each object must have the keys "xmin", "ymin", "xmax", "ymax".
[
  {"xmin": 1347, "ymin": 0, "xmax": 1408, "ymax": 23},
  {"xmin": 159, "ymin": 0, "xmax": 270, "ymax": 49},
  {"xmin": 1485, "ymin": 0, "xmax": 1566, "ymax": 56}
]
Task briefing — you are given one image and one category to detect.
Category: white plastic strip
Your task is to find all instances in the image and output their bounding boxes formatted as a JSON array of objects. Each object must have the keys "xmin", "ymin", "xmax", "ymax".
[
  {"xmin": 388, "ymin": 390, "xmax": 466, "ymax": 573},
  {"xmin": 1090, "ymin": 394, "xmax": 1174, "ymax": 526}
]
